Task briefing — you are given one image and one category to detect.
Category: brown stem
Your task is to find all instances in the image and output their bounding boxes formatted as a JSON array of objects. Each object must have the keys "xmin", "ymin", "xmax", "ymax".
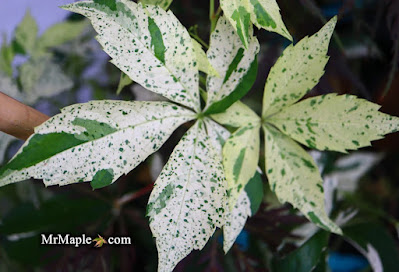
[
  {"xmin": 0, "ymin": 92, "xmax": 49, "ymax": 140},
  {"xmin": 114, "ymin": 183, "xmax": 154, "ymax": 209}
]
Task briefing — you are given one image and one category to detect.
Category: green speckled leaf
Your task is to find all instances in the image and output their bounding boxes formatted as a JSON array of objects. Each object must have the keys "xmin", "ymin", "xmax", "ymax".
[
  {"xmin": 220, "ymin": 1, "xmax": 251, "ymax": 48},
  {"xmin": 0, "ymin": 100, "xmax": 195, "ymax": 187},
  {"xmin": 223, "ymin": 124, "xmax": 261, "ymax": 209},
  {"xmin": 205, "ymin": 16, "xmax": 259, "ymax": 114},
  {"xmin": 223, "ymin": 189, "xmax": 251, "ymax": 253},
  {"xmin": 211, "ymin": 101, "xmax": 260, "ymax": 128},
  {"xmin": 140, "ymin": 0, "xmax": 173, "ymax": 10},
  {"xmin": 262, "ymin": 17, "xmax": 337, "ymax": 117},
  {"xmin": 269, "ymin": 94, "xmax": 399, "ymax": 152},
  {"xmin": 263, "ymin": 124, "xmax": 341, "ymax": 234},
  {"xmin": 244, "ymin": 0, "xmax": 292, "ymax": 41},
  {"xmin": 147, "ymin": 121, "xmax": 227, "ymax": 272},
  {"xmin": 191, "ymin": 39, "xmax": 218, "ymax": 77},
  {"xmin": 63, "ymin": 0, "xmax": 200, "ymax": 111},
  {"xmin": 15, "ymin": 11, "xmax": 38, "ymax": 54}
]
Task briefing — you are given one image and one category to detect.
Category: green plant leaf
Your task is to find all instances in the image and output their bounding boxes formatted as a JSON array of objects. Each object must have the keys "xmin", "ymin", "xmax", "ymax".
[
  {"xmin": 220, "ymin": 1, "xmax": 252, "ymax": 48},
  {"xmin": 263, "ymin": 124, "xmax": 341, "ymax": 234},
  {"xmin": 63, "ymin": 0, "xmax": 200, "ymax": 111},
  {"xmin": 140, "ymin": 0, "xmax": 173, "ymax": 10},
  {"xmin": 35, "ymin": 20, "xmax": 89, "ymax": 55},
  {"xmin": 244, "ymin": 170, "xmax": 263, "ymax": 215},
  {"xmin": 269, "ymin": 94, "xmax": 399, "ymax": 152},
  {"xmin": 272, "ymin": 231, "xmax": 329, "ymax": 272},
  {"xmin": 344, "ymin": 222, "xmax": 399, "ymax": 272},
  {"xmin": 211, "ymin": 100, "xmax": 259, "ymax": 128},
  {"xmin": 0, "ymin": 38, "xmax": 14, "ymax": 77},
  {"xmin": 262, "ymin": 16, "xmax": 337, "ymax": 117},
  {"xmin": 116, "ymin": 72, "xmax": 133, "ymax": 95},
  {"xmin": 0, "ymin": 101, "xmax": 195, "ymax": 187},
  {"xmin": 0, "ymin": 133, "xmax": 16, "ymax": 165},
  {"xmin": 205, "ymin": 16, "xmax": 259, "ymax": 114},
  {"xmin": 191, "ymin": 38, "xmax": 218, "ymax": 77},
  {"xmin": 243, "ymin": 0, "xmax": 292, "ymax": 41},
  {"xmin": 223, "ymin": 124, "xmax": 260, "ymax": 209},
  {"xmin": 147, "ymin": 121, "xmax": 227, "ymax": 272},
  {"xmin": 19, "ymin": 57, "xmax": 73, "ymax": 105},
  {"xmin": 15, "ymin": 11, "xmax": 38, "ymax": 54}
]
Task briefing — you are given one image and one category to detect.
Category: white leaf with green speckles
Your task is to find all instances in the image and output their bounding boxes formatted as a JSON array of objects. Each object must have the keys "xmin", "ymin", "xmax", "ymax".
[
  {"xmin": 263, "ymin": 124, "xmax": 342, "ymax": 234},
  {"xmin": 15, "ymin": 11, "xmax": 38, "ymax": 54},
  {"xmin": 140, "ymin": 0, "xmax": 173, "ymax": 10},
  {"xmin": 242, "ymin": 0, "xmax": 292, "ymax": 41},
  {"xmin": 223, "ymin": 189, "xmax": 251, "ymax": 253},
  {"xmin": 262, "ymin": 17, "xmax": 337, "ymax": 117},
  {"xmin": 147, "ymin": 121, "xmax": 227, "ymax": 272},
  {"xmin": 63, "ymin": 0, "xmax": 200, "ymax": 111},
  {"xmin": 268, "ymin": 94, "xmax": 399, "ymax": 152},
  {"xmin": 204, "ymin": 118, "xmax": 231, "ymax": 155},
  {"xmin": 191, "ymin": 39, "xmax": 219, "ymax": 77},
  {"xmin": 220, "ymin": 0, "xmax": 252, "ymax": 48},
  {"xmin": 0, "ymin": 100, "xmax": 195, "ymax": 187},
  {"xmin": 19, "ymin": 57, "xmax": 73, "ymax": 105},
  {"xmin": 205, "ymin": 16, "xmax": 259, "ymax": 112},
  {"xmin": 223, "ymin": 123, "xmax": 260, "ymax": 209},
  {"xmin": 211, "ymin": 101, "xmax": 259, "ymax": 128},
  {"xmin": 0, "ymin": 133, "xmax": 16, "ymax": 165}
]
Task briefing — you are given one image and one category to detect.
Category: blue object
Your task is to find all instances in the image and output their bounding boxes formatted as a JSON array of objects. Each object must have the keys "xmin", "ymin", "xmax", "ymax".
[
  {"xmin": 219, "ymin": 229, "xmax": 249, "ymax": 251},
  {"xmin": 328, "ymin": 252, "xmax": 369, "ymax": 272}
]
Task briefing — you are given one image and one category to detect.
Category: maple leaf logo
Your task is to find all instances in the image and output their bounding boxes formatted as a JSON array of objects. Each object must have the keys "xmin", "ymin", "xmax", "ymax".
[{"xmin": 93, "ymin": 235, "xmax": 107, "ymax": 248}]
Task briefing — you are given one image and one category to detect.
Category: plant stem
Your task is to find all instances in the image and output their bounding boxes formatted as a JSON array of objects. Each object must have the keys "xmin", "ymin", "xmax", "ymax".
[
  {"xmin": 210, "ymin": 0, "xmax": 221, "ymax": 33},
  {"xmin": 114, "ymin": 183, "xmax": 154, "ymax": 209}
]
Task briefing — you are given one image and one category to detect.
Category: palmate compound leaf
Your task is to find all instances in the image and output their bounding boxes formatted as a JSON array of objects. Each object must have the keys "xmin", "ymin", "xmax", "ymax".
[
  {"xmin": 220, "ymin": 0, "xmax": 292, "ymax": 48},
  {"xmin": 268, "ymin": 94, "xmax": 399, "ymax": 152},
  {"xmin": 262, "ymin": 16, "xmax": 337, "ymax": 117},
  {"xmin": 63, "ymin": 0, "xmax": 200, "ymax": 112},
  {"xmin": 204, "ymin": 16, "xmax": 260, "ymax": 115},
  {"xmin": 263, "ymin": 124, "xmax": 342, "ymax": 234},
  {"xmin": 147, "ymin": 120, "xmax": 227, "ymax": 272},
  {"xmin": 0, "ymin": 101, "xmax": 195, "ymax": 187},
  {"xmin": 140, "ymin": 0, "xmax": 173, "ymax": 10}
]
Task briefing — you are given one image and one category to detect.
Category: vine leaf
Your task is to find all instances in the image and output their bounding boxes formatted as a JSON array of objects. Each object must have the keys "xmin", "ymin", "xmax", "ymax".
[
  {"xmin": 191, "ymin": 39, "xmax": 219, "ymax": 77},
  {"xmin": 211, "ymin": 100, "xmax": 260, "ymax": 128},
  {"xmin": 263, "ymin": 124, "xmax": 342, "ymax": 234},
  {"xmin": 262, "ymin": 16, "xmax": 337, "ymax": 117},
  {"xmin": 63, "ymin": 0, "xmax": 200, "ymax": 111},
  {"xmin": 205, "ymin": 16, "xmax": 259, "ymax": 115},
  {"xmin": 269, "ymin": 94, "xmax": 399, "ymax": 152},
  {"xmin": 223, "ymin": 124, "xmax": 260, "ymax": 209},
  {"xmin": 15, "ymin": 11, "xmax": 38, "ymax": 54},
  {"xmin": 140, "ymin": 0, "xmax": 173, "ymax": 10},
  {"xmin": 147, "ymin": 121, "xmax": 227, "ymax": 272},
  {"xmin": 0, "ymin": 101, "xmax": 195, "ymax": 187},
  {"xmin": 220, "ymin": 0, "xmax": 292, "ymax": 48}
]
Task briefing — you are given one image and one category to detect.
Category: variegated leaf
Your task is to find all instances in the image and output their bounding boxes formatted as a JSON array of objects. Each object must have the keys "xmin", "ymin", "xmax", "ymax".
[
  {"xmin": 140, "ymin": 0, "xmax": 173, "ymax": 10},
  {"xmin": 262, "ymin": 17, "xmax": 337, "ymax": 117},
  {"xmin": 205, "ymin": 16, "xmax": 259, "ymax": 114},
  {"xmin": 223, "ymin": 189, "xmax": 251, "ymax": 253},
  {"xmin": 116, "ymin": 72, "xmax": 133, "ymax": 95},
  {"xmin": 220, "ymin": 0, "xmax": 252, "ymax": 48},
  {"xmin": 204, "ymin": 118, "xmax": 231, "ymax": 155},
  {"xmin": 269, "ymin": 94, "xmax": 399, "ymax": 152},
  {"xmin": 147, "ymin": 121, "xmax": 227, "ymax": 272},
  {"xmin": 63, "ymin": 0, "xmax": 200, "ymax": 111},
  {"xmin": 191, "ymin": 39, "xmax": 218, "ymax": 77},
  {"xmin": 15, "ymin": 11, "xmax": 38, "ymax": 54},
  {"xmin": 211, "ymin": 100, "xmax": 259, "ymax": 128},
  {"xmin": 243, "ymin": 0, "xmax": 292, "ymax": 41},
  {"xmin": 19, "ymin": 57, "xmax": 73, "ymax": 105},
  {"xmin": 0, "ymin": 101, "xmax": 195, "ymax": 187},
  {"xmin": 223, "ymin": 123, "xmax": 260, "ymax": 209},
  {"xmin": 263, "ymin": 124, "xmax": 342, "ymax": 234}
]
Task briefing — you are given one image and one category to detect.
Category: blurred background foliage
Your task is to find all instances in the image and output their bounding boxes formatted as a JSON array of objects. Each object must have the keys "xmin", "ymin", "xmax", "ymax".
[{"xmin": 0, "ymin": 0, "xmax": 399, "ymax": 271}]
